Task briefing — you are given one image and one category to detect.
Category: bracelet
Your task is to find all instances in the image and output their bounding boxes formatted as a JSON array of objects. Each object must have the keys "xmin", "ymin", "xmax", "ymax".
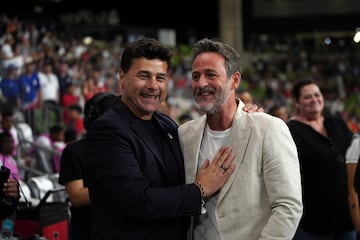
[
  {"xmin": 194, "ymin": 181, "xmax": 207, "ymax": 214},
  {"xmin": 194, "ymin": 181, "xmax": 205, "ymax": 198}
]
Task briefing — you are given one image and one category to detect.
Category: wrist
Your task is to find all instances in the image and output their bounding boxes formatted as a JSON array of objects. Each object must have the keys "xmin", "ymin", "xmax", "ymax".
[
  {"xmin": 194, "ymin": 181, "xmax": 205, "ymax": 198},
  {"xmin": 194, "ymin": 181, "xmax": 207, "ymax": 214}
]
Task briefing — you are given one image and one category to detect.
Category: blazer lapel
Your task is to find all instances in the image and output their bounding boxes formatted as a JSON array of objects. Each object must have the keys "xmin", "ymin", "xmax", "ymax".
[
  {"xmin": 115, "ymin": 102, "xmax": 167, "ymax": 172},
  {"xmin": 218, "ymin": 103, "xmax": 251, "ymax": 201},
  {"xmin": 181, "ymin": 115, "xmax": 207, "ymax": 184}
]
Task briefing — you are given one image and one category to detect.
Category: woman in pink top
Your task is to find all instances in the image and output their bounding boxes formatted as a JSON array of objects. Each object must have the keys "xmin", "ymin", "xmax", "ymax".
[{"xmin": 0, "ymin": 132, "xmax": 21, "ymax": 180}]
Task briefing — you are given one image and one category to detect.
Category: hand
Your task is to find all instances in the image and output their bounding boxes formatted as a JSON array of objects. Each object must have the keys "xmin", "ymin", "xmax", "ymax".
[
  {"xmin": 3, "ymin": 178, "xmax": 19, "ymax": 199},
  {"xmin": 243, "ymin": 103, "xmax": 264, "ymax": 113},
  {"xmin": 195, "ymin": 147, "xmax": 236, "ymax": 198}
]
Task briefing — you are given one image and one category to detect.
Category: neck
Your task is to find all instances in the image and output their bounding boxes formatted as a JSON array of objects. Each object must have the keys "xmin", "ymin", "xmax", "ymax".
[
  {"xmin": 206, "ymin": 99, "xmax": 237, "ymax": 131},
  {"xmin": 295, "ymin": 112, "xmax": 322, "ymax": 123}
]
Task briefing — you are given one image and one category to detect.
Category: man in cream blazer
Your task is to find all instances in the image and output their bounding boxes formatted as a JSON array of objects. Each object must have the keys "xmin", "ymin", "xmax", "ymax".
[
  {"xmin": 179, "ymin": 101, "xmax": 303, "ymax": 239},
  {"xmin": 178, "ymin": 38, "xmax": 303, "ymax": 240}
]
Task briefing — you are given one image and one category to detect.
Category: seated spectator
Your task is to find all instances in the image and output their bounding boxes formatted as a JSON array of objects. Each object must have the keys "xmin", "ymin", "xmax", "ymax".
[
  {"xmin": 0, "ymin": 132, "xmax": 22, "ymax": 180},
  {"xmin": 30, "ymin": 125, "xmax": 65, "ymax": 174},
  {"xmin": 0, "ymin": 110, "xmax": 19, "ymax": 158}
]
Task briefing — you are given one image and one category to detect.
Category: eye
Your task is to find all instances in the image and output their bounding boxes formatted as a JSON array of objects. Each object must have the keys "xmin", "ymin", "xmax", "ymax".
[
  {"xmin": 156, "ymin": 75, "xmax": 167, "ymax": 82},
  {"xmin": 138, "ymin": 73, "xmax": 151, "ymax": 80},
  {"xmin": 192, "ymin": 73, "xmax": 200, "ymax": 81},
  {"xmin": 206, "ymin": 73, "xmax": 217, "ymax": 79}
]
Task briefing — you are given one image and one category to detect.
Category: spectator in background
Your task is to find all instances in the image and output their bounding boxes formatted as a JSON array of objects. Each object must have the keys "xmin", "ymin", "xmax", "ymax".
[
  {"xmin": 67, "ymin": 104, "xmax": 85, "ymax": 138},
  {"xmin": 346, "ymin": 133, "xmax": 360, "ymax": 235},
  {"xmin": 81, "ymin": 77, "xmax": 99, "ymax": 102},
  {"xmin": 268, "ymin": 104, "xmax": 289, "ymax": 122},
  {"xmin": 288, "ymin": 79, "xmax": 355, "ymax": 240},
  {"xmin": 38, "ymin": 60, "xmax": 62, "ymax": 127},
  {"xmin": 0, "ymin": 64, "xmax": 21, "ymax": 111},
  {"xmin": 0, "ymin": 34, "xmax": 15, "ymax": 71},
  {"xmin": 55, "ymin": 59, "xmax": 73, "ymax": 103},
  {"xmin": 59, "ymin": 92, "xmax": 120, "ymax": 240},
  {"xmin": 237, "ymin": 90, "xmax": 253, "ymax": 105},
  {"xmin": 30, "ymin": 124, "xmax": 65, "ymax": 174},
  {"xmin": 0, "ymin": 110, "xmax": 19, "ymax": 158},
  {"xmin": 61, "ymin": 83, "xmax": 80, "ymax": 126},
  {"xmin": 0, "ymin": 132, "xmax": 22, "ymax": 180},
  {"xmin": 18, "ymin": 56, "xmax": 42, "ymax": 133},
  {"xmin": 178, "ymin": 113, "xmax": 192, "ymax": 124}
]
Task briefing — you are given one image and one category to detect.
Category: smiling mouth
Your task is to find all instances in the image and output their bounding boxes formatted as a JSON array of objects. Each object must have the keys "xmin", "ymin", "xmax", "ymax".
[{"xmin": 142, "ymin": 93, "xmax": 159, "ymax": 99}]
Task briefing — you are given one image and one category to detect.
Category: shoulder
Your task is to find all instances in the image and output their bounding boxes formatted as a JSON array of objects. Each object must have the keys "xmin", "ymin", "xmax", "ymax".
[
  {"xmin": 62, "ymin": 139, "xmax": 85, "ymax": 159},
  {"xmin": 154, "ymin": 111, "xmax": 179, "ymax": 129},
  {"xmin": 242, "ymin": 111, "xmax": 286, "ymax": 128}
]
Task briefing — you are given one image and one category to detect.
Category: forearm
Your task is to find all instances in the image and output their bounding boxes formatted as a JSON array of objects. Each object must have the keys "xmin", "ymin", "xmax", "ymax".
[
  {"xmin": 67, "ymin": 187, "xmax": 90, "ymax": 207},
  {"xmin": 348, "ymin": 192, "xmax": 360, "ymax": 232}
]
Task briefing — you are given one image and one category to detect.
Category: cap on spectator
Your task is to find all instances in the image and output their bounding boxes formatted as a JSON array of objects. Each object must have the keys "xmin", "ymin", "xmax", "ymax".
[{"xmin": 6, "ymin": 64, "xmax": 18, "ymax": 71}]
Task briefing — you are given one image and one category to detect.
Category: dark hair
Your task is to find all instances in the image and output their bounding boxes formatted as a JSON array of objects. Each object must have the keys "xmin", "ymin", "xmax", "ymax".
[
  {"xmin": 292, "ymin": 79, "xmax": 317, "ymax": 101},
  {"xmin": 83, "ymin": 92, "xmax": 120, "ymax": 130},
  {"xmin": 192, "ymin": 38, "xmax": 242, "ymax": 78},
  {"xmin": 68, "ymin": 104, "xmax": 82, "ymax": 114},
  {"xmin": 64, "ymin": 128, "xmax": 77, "ymax": 143},
  {"xmin": 178, "ymin": 113, "xmax": 192, "ymax": 123},
  {"xmin": 120, "ymin": 38, "xmax": 172, "ymax": 73},
  {"xmin": 269, "ymin": 104, "xmax": 283, "ymax": 116},
  {"xmin": 49, "ymin": 125, "xmax": 64, "ymax": 135},
  {"xmin": 1, "ymin": 111, "xmax": 13, "ymax": 118}
]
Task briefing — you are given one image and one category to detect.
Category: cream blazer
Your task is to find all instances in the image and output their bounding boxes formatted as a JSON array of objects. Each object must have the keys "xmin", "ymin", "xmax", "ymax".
[{"xmin": 178, "ymin": 101, "xmax": 303, "ymax": 240}]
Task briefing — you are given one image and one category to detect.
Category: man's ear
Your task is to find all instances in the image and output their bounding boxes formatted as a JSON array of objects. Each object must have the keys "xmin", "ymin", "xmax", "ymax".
[
  {"xmin": 232, "ymin": 71, "xmax": 241, "ymax": 90},
  {"xmin": 118, "ymin": 70, "xmax": 125, "ymax": 88}
]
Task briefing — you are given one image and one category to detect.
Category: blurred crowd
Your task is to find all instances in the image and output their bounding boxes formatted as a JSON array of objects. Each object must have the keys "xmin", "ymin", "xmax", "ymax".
[{"xmin": 0, "ymin": 14, "xmax": 359, "ymax": 183}]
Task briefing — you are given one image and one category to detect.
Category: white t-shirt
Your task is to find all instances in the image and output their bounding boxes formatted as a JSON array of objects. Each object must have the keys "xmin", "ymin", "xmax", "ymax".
[
  {"xmin": 346, "ymin": 134, "xmax": 360, "ymax": 164},
  {"xmin": 195, "ymin": 124, "xmax": 231, "ymax": 240}
]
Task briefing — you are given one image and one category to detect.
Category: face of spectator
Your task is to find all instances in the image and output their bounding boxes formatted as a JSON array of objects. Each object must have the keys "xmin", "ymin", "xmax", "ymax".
[
  {"xmin": 1, "ymin": 116, "xmax": 13, "ymax": 131},
  {"xmin": 51, "ymin": 131, "xmax": 65, "ymax": 142},
  {"xmin": 296, "ymin": 83, "xmax": 324, "ymax": 116},
  {"xmin": 274, "ymin": 107, "xmax": 289, "ymax": 122},
  {"xmin": 1, "ymin": 136, "xmax": 14, "ymax": 155}
]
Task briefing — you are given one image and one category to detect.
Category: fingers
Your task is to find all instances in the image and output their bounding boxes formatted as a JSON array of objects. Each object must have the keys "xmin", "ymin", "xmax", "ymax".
[
  {"xmin": 243, "ymin": 103, "xmax": 256, "ymax": 112},
  {"xmin": 256, "ymin": 107, "xmax": 264, "ymax": 113},
  {"xmin": 3, "ymin": 178, "xmax": 19, "ymax": 198},
  {"xmin": 221, "ymin": 151, "xmax": 235, "ymax": 170},
  {"xmin": 200, "ymin": 159, "xmax": 210, "ymax": 170},
  {"xmin": 195, "ymin": 148, "xmax": 237, "ymax": 197},
  {"xmin": 243, "ymin": 103, "xmax": 264, "ymax": 113},
  {"xmin": 213, "ymin": 146, "xmax": 233, "ymax": 167},
  {"xmin": 222, "ymin": 162, "xmax": 236, "ymax": 175}
]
